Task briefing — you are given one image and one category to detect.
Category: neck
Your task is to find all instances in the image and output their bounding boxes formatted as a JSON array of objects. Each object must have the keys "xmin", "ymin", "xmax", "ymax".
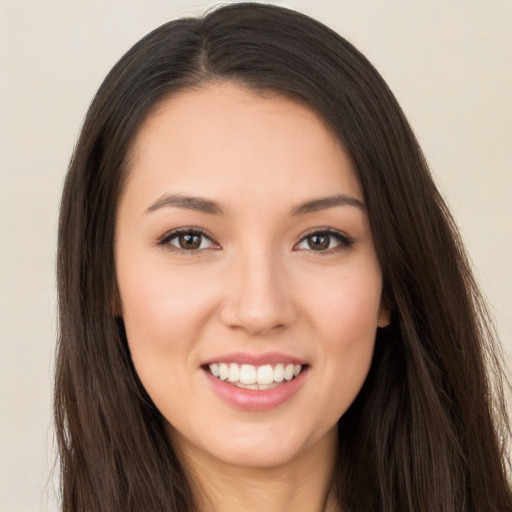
[{"xmin": 173, "ymin": 428, "xmax": 339, "ymax": 512}]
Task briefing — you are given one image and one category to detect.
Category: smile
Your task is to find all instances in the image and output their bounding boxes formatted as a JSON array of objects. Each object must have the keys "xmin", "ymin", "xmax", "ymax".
[{"xmin": 208, "ymin": 363, "xmax": 303, "ymax": 390}]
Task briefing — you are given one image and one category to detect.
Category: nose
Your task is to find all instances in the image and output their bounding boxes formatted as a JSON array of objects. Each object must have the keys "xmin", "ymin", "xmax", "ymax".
[{"xmin": 219, "ymin": 247, "xmax": 297, "ymax": 336}]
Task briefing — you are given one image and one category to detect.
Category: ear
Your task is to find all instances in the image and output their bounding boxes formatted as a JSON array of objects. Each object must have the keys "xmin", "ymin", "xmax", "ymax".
[{"xmin": 377, "ymin": 303, "xmax": 391, "ymax": 328}]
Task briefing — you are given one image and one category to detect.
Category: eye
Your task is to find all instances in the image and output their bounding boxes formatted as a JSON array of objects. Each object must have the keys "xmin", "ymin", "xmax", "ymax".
[
  {"xmin": 158, "ymin": 228, "xmax": 219, "ymax": 252},
  {"xmin": 295, "ymin": 229, "xmax": 353, "ymax": 252}
]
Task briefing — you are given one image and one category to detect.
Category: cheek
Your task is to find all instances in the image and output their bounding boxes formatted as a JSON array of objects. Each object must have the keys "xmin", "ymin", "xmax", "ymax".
[
  {"xmin": 299, "ymin": 260, "xmax": 382, "ymax": 411},
  {"xmin": 304, "ymin": 260, "xmax": 383, "ymax": 342},
  {"xmin": 118, "ymin": 255, "xmax": 216, "ymax": 343},
  {"xmin": 116, "ymin": 255, "xmax": 221, "ymax": 401},
  {"xmin": 117, "ymin": 268, "xmax": 208, "ymax": 422}
]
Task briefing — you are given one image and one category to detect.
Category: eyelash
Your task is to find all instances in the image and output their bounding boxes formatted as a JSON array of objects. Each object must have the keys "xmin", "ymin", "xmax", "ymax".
[
  {"xmin": 156, "ymin": 227, "xmax": 354, "ymax": 254},
  {"xmin": 156, "ymin": 227, "xmax": 219, "ymax": 254},
  {"xmin": 294, "ymin": 228, "xmax": 354, "ymax": 254}
]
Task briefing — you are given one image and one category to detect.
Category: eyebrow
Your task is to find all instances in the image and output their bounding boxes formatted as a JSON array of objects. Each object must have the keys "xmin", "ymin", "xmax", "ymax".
[
  {"xmin": 290, "ymin": 194, "xmax": 365, "ymax": 215},
  {"xmin": 145, "ymin": 193, "xmax": 365, "ymax": 216},
  {"xmin": 146, "ymin": 194, "xmax": 224, "ymax": 215}
]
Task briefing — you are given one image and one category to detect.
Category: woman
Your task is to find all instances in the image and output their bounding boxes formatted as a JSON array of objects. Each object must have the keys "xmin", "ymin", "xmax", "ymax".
[{"xmin": 55, "ymin": 3, "xmax": 512, "ymax": 511}]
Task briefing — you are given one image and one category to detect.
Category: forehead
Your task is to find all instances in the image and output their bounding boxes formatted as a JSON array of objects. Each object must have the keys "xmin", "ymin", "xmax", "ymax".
[{"xmin": 122, "ymin": 81, "xmax": 362, "ymax": 214}]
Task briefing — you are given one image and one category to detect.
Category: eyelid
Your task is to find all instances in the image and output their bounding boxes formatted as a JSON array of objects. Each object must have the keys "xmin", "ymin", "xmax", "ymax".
[
  {"xmin": 156, "ymin": 226, "xmax": 221, "ymax": 252},
  {"xmin": 294, "ymin": 227, "xmax": 354, "ymax": 252},
  {"xmin": 155, "ymin": 226, "xmax": 353, "ymax": 254}
]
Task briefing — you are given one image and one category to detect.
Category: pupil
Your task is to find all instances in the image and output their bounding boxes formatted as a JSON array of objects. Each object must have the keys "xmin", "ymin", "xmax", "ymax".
[
  {"xmin": 308, "ymin": 234, "xmax": 329, "ymax": 250},
  {"xmin": 179, "ymin": 233, "xmax": 201, "ymax": 250}
]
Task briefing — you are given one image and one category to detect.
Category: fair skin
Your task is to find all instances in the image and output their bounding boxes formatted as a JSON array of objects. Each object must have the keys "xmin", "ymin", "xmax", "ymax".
[{"xmin": 115, "ymin": 81, "xmax": 389, "ymax": 512}]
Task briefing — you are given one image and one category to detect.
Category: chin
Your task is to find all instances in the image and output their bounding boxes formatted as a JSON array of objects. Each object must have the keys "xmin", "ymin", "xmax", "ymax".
[
  {"xmin": 213, "ymin": 438, "xmax": 302, "ymax": 469},
  {"xmin": 168, "ymin": 418, "xmax": 338, "ymax": 471}
]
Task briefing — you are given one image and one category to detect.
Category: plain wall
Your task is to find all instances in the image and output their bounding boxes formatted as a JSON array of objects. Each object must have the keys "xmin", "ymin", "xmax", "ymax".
[{"xmin": 1, "ymin": 1, "xmax": 511, "ymax": 510}]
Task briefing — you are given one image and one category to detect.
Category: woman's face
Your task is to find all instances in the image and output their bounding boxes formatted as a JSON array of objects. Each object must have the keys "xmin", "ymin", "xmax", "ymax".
[{"xmin": 115, "ymin": 82, "xmax": 389, "ymax": 470}]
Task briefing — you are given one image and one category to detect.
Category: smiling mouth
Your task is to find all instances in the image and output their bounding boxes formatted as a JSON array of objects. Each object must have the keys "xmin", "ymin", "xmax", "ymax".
[{"xmin": 206, "ymin": 362, "xmax": 304, "ymax": 390}]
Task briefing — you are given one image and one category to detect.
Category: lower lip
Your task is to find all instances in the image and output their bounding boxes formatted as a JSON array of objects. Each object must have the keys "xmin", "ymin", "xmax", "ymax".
[{"xmin": 204, "ymin": 367, "xmax": 308, "ymax": 411}]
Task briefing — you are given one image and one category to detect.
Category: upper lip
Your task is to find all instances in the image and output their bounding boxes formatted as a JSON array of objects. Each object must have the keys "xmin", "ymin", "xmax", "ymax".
[{"xmin": 201, "ymin": 351, "xmax": 308, "ymax": 366}]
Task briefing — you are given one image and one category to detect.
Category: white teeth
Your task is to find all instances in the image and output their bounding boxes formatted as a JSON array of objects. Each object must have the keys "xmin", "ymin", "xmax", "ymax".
[
  {"xmin": 208, "ymin": 362, "xmax": 303, "ymax": 386},
  {"xmin": 234, "ymin": 382, "xmax": 280, "ymax": 390},
  {"xmin": 274, "ymin": 363, "xmax": 284, "ymax": 382},
  {"xmin": 209, "ymin": 363, "xmax": 220, "ymax": 377},
  {"xmin": 235, "ymin": 383, "xmax": 259, "ymax": 390},
  {"xmin": 228, "ymin": 363, "xmax": 239, "ymax": 382},
  {"xmin": 256, "ymin": 364, "xmax": 274, "ymax": 385},
  {"xmin": 219, "ymin": 363, "xmax": 229, "ymax": 381},
  {"xmin": 239, "ymin": 364, "xmax": 256, "ymax": 384}
]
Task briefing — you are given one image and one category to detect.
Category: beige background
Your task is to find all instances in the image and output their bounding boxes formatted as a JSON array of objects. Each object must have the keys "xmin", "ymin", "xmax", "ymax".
[{"xmin": 1, "ymin": 0, "xmax": 511, "ymax": 510}]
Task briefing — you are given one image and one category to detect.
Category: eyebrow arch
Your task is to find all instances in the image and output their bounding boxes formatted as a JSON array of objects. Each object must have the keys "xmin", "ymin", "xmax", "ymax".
[
  {"xmin": 145, "ymin": 194, "xmax": 224, "ymax": 215},
  {"xmin": 291, "ymin": 194, "xmax": 365, "ymax": 216}
]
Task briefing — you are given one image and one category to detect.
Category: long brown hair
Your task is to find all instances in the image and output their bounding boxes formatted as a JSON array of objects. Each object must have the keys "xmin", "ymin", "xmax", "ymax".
[{"xmin": 55, "ymin": 3, "xmax": 512, "ymax": 510}]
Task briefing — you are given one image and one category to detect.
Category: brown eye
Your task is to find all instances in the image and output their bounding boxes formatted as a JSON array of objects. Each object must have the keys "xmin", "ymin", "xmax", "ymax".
[
  {"xmin": 307, "ymin": 233, "xmax": 330, "ymax": 250},
  {"xmin": 178, "ymin": 233, "xmax": 202, "ymax": 249},
  {"xmin": 295, "ymin": 230, "xmax": 354, "ymax": 252},
  {"xmin": 160, "ymin": 230, "xmax": 216, "ymax": 251}
]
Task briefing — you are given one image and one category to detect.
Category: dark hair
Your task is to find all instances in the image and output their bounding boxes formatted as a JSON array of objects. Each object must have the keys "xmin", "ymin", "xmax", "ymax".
[{"xmin": 55, "ymin": 3, "xmax": 512, "ymax": 511}]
